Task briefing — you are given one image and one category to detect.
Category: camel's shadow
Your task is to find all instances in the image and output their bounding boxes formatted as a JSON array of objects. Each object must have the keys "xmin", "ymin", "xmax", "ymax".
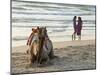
[
  {"xmin": 26, "ymin": 55, "xmax": 59, "ymax": 68},
  {"xmin": 26, "ymin": 55, "xmax": 73, "ymax": 68}
]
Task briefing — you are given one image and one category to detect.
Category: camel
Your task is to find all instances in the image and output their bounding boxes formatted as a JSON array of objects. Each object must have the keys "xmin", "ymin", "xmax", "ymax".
[{"xmin": 27, "ymin": 27, "xmax": 54, "ymax": 66}]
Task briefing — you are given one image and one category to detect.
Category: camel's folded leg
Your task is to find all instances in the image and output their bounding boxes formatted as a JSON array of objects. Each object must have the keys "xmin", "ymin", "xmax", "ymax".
[
  {"xmin": 47, "ymin": 40, "xmax": 55, "ymax": 59},
  {"xmin": 49, "ymin": 49, "xmax": 54, "ymax": 59},
  {"xmin": 28, "ymin": 45, "xmax": 35, "ymax": 66},
  {"xmin": 38, "ymin": 51, "xmax": 49, "ymax": 64},
  {"xmin": 26, "ymin": 46, "xmax": 31, "ymax": 63},
  {"xmin": 45, "ymin": 56, "xmax": 49, "ymax": 64}
]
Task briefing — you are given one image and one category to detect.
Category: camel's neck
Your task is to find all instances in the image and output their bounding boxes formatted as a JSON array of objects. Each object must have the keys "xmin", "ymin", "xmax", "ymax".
[
  {"xmin": 40, "ymin": 37, "xmax": 45, "ymax": 52},
  {"xmin": 37, "ymin": 36, "xmax": 45, "ymax": 59}
]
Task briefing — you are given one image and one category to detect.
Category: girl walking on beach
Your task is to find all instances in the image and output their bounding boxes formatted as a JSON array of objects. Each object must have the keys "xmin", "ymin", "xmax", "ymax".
[
  {"xmin": 77, "ymin": 17, "xmax": 83, "ymax": 40},
  {"xmin": 72, "ymin": 16, "xmax": 77, "ymax": 40}
]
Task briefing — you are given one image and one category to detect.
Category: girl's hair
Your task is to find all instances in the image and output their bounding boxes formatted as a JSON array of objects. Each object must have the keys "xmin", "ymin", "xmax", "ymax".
[
  {"xmin": 73, "ymin": 16, "xmax": 76, "ymax": 20},
  {"xmin": 78, "ymin": 17, "xmax": 82, "ymax": 22}
]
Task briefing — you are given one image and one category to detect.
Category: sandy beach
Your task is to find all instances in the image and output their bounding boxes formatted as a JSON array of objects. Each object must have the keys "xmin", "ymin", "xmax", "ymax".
[{"xmin": 11, "ymin": 40, "xmax": 96, "ymax": 74}]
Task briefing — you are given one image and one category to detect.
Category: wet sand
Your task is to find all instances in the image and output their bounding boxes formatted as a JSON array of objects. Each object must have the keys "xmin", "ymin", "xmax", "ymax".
[{"xmin": 11, "ymin": 40, "xmax": 96, "ymax": 74}]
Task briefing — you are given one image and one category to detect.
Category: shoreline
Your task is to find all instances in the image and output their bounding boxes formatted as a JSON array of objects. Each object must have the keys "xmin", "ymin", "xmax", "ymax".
[
  {"xmin": 12, "ymin": 35, "xmax": 95, "ymax": 47},
  {"xmin": 11, "ymin": 40, "xmax": 96, "ymax": 74},
  {"xmin": 12, "ymin": 40, "xmax": 95, "ymax": 53}
]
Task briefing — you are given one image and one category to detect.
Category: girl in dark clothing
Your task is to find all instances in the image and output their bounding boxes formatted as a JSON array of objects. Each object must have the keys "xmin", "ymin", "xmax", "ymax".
[
  {"xmin": 72, "ymin": 16, "xmax": 77, "ymax": 40},
  {"xmin": 77, "ymin": 17, "xmax": 83, "ymax": 40},
  {"xmin": 73, "ymin": 16, "xmax": 77, "ymax": 33}
]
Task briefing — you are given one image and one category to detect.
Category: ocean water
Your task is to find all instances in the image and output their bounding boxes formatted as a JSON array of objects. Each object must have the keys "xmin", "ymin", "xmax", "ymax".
[{"xmin": 12, "ymin": 0, "xmax": 96, "ymax": 47}]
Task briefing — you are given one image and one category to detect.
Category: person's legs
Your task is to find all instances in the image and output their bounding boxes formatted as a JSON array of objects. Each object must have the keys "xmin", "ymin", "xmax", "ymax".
[
  {"xmin": 72, "ymin": 33, "xmax": 74, "ymax": 40},
  {"xmin": 72, "ymin": 29, "xmax": 77, "ymax": 41},
  {"xmin": 77, "ymin": 30, "xmax": 81, "ymax": 40},
  {"xmin": 73, "ymin": 33, "xmax": 76, "ymax": 40},
  {"xmin": 80, "ymin": 34, "xmax": 81, "ymax": 40},
  {"xmin": 78, "ymin": 35, "xmax": 81, "ymax": 40},
  {"xmin": 74, "ymin": 28, "xmax": 77, "ymax": 40}
]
